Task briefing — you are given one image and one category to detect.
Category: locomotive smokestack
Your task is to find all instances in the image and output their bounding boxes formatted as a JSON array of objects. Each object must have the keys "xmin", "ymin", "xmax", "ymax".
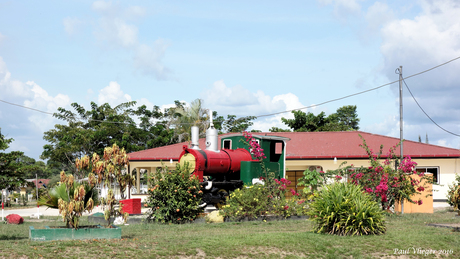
[
  {"xmin": 206, "ymin": 110, "xmax": 219, "ymax": 152},
  {"xmin": 191, "ymin": 126, "xmax": 200, "ymax": 150}
]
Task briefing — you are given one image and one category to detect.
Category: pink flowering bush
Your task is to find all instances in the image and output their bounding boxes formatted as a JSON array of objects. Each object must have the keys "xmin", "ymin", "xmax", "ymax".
[{"xmin": 329, "ymin": 135, "xmax": 432, "ymax": 211}]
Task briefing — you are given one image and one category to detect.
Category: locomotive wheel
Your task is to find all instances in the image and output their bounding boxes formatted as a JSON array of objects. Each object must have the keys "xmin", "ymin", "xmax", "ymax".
[{"xmin": 215, "ymin": 189, "xmax": 229, "ymax": 209}]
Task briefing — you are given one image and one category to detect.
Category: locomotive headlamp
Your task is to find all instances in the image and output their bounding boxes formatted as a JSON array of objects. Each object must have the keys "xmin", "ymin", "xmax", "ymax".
[{"xmin": 179, "ymin": 153, "xmax": 196, "ymax": 174}]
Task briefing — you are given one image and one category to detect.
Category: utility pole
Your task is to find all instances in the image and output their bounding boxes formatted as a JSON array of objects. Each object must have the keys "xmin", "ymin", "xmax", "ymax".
[
  {"xmin": 397, "ymin": 65, "xmax": 404, "ymax": 214},
  {"xmin": 399, "ymin": 65, "xmax": 403, "ymax": 160},
  {"xmin": 36, "ymin": 173, "xmax": 40, "ymax": 219}
]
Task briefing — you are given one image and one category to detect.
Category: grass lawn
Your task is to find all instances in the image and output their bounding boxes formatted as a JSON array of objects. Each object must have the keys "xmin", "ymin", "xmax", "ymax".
[{"xmin": 0, "ymin": 208, "xmax": 459, "ymax": 258}]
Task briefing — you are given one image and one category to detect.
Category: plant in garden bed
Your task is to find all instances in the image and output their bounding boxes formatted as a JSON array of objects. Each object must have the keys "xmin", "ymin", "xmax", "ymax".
[
  {"xmin": 308, "ymin": 182, "xmax": 386, "ymax": 236},
  {"xmin": 145, "ymin": 163, "xmax": 203, "ymax": 224},
  {"xmin": 447, "ymin": 174, "xmax": 460, "ymax": 214},
  {"xmin": 38, "ymin": 171, "xmax": 97, "ymax": 229},
  {"xmin": 220, "ymin": 131, "xmax": 308, "ymax": 220},
  {"xmin": 89, "ymin": 143, "xmax": 132, "ymax": 226},
  {"xmin": 297, "ymin": 168, "xmax": 337, "ymax": 201},
  {"xmin": 220, "ymin": 184, "xmax": 270, "ymax": 220},
  {"xmin": 38, "ymin": 143, "xmax": 131, "ymax": 228},
  {"xmin": 327, "ymin": 135, "xmax": 432, "ymax": 211}
]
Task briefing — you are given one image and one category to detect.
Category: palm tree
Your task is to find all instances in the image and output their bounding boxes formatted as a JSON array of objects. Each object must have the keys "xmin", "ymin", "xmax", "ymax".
[{"xmin": 171, "ymin": 99, "xmax": 209, "ymax": 142}]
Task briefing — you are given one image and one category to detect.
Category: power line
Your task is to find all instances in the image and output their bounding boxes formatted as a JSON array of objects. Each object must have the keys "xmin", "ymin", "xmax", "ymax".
[
  {"xmin": 256, "ymin": 55, "xmax": 460, "ymax": 118},
  {"xmin": 0, "ymin": 99, "xmax": 54, "ymax": 115},
  {"xmin": 1, "ymin": 55, "xmax": 460, "ymax": 125},
  {"xmin": 402, "ymin": 78, "xmax": 460, "ymax": 137}
]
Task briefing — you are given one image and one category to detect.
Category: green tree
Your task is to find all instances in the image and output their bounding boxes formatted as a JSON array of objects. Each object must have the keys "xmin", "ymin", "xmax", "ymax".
[
  {"xmin": 41, "ymin": 101, "xmax": 175, "ymax": 173},
  {"xmin": 269, "ymin": 127, "xmax": 291, "ymax": 132},
  {"xmin": 220, "ymin": 115, "xmax": 256, "ymax": 133},
  {"xmin": 212, "ymin": 112, "xmax": 257, "ymax": 134},
  {"xmin": 169, "ymin": 99, "xmax": 209, "ymax": 142},
  {"xmin": 281, "ymin": 105, "xmax": 360, "ymax": 132},
  {"xmin": 0, "ymin": 128, "xmax": 37, "ymax": 191}
]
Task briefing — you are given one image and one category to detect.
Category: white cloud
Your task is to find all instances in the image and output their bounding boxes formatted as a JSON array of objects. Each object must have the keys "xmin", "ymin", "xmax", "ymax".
[
  {"xmin": 201, "ymin": 80, "xmax": 308, "ymax": 131},
  {"xmin": 90, "ymin": 1, "xmax": 172, "ymax": 80},
  {"xmin": 0, "ymin": 57, "xmax": 72, "ymax": 159},
  {"xmin": 92, "ymin": 0, "xmax": 112, "ymax": 12},
  {"xmin": 360, "ymin": 1, "xmax": 395, "ymax": 41},
  {"xmin": 379, "ymin": 0, "xmax": 460, "ymax": 145},
  {"xmin": 126, "ymin": 6, "xmax": 146, "ymax": 18},
  {"xmin": 23, "ymin": 81, "xmax": 71, "ymax": 133},
  {"xmin": 133, "ymin": 40, "xmax": 173, "ymax": 80},
  {"xmin": 95, "ymin": 17, "xmax": 138, "ymax": 48},
  {"xmin": 98, "ymin": 81, "xmax": 132, "ymax": 106},
  {"xmin": 63, "ymin": 17, "xmax": 83, "ymax": 35},
  {"xmin": 0, "ymin": 57, "xmax": 31, "ymax": 99},
  {"xmin": 318, "ymin": 0, "xmax": 362, "ymax": 22}
]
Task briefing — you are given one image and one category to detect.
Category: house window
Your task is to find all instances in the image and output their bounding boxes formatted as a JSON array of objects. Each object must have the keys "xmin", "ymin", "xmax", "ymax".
[
  {"xmin": 416, "ymin": 167, "xmax": 439, "ymax": 184},
  {"xmin": 223, "ymin": 139, "xmax": 232, "ymax": 149}
]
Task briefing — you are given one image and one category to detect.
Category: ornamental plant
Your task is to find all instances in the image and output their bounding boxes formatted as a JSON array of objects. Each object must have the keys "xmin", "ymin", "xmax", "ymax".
[
  {"xmin": 39, "ymin": 171, "xmax": 98, "ymax": 229},
  {"xmin": 328, "ymin": 135, "xmax": 431, "ymax": 211},
  {"xmin": 308, "ymin": 182, "xmax": 386, "ymax": 236},
  {"xmin": 447, "ymin": 174, "xmax": 460, "ymax": 214},
  {"xmin": 145, "ymin": 163, "xmax": 203, "ymax": 224},
  {"xmin": 84, "ymin": 143, "xmax": 133, "ymax": 226},
  {"xmin": 220, "ymin": 131, "xmax": 307, "ymax": 220},
  {"xmin": 219, "ymin": 184, "xmax": 270, "ymax": 220},
  {"xmin": 89, "ymin": 143, "xmax": 135, "ymax": 200}
]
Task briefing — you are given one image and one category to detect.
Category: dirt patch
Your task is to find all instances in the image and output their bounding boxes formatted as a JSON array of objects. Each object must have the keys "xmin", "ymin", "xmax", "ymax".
[
  {"xmin": 427, "ymin": 223, "xmax": 460, "ymax": 231},
  {"xmin": 26, "ymin": 219, "xmax": 55, "ymax": 223}
]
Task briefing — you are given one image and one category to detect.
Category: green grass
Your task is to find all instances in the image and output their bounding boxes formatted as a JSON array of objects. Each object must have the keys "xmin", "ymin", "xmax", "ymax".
[{"xmin": 0, "ymin": 209, "xmax": 459, "ymax": 258}]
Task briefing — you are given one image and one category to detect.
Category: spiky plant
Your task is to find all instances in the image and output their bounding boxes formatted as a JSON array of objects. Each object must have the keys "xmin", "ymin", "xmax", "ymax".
[
  {"xmin": 39, "ymin": 171, "xmax": 98, "ymax": 229},
  {"xmin": 308, "ymin": 182, "xmax": 386, "ymax": 236}
]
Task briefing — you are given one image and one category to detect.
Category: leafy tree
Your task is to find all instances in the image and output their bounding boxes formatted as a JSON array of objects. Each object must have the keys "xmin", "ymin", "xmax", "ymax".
[
  {"xmin": 269, "ymin": 127, "xmax": 291, "ymax": 132},
  {"xmin": 0, "ymin": 128, "xmax": 37, "ymax": 191},
  {"xmin": 17, "ymin": 155, "xmax": 59, "ymax": 179},
  {"xmin": 213, "ymin": 114, "xmax": 256, "ymax": 133},
  {"xmin": 281, "ymin": 105, "xmax": 360, "ymax": 132},
  {"xmin": 41, "ymin": 101, "xmax": 175, "ymax": 173}
]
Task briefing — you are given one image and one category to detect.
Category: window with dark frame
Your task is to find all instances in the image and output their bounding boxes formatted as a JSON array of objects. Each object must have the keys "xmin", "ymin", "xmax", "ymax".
[
  {"xmin": 223, "ymin": 139, "xmax": 232, "ymax": 149},
  {"xmin": 416, "ymin": 167, "xmax": 439, "ymax": 184}
]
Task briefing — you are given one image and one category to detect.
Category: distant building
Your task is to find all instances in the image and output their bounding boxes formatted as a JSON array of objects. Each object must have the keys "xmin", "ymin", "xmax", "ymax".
[{"xmin": 128, "ymin": 131, "xmax": 460, "ymax": 202}]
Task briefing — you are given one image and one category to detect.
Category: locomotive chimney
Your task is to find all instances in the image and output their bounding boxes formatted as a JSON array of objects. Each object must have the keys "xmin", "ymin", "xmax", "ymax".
[
  {"xmin": 206, "ymin": 110, "xmax": 219, "ymax": 152},
  {"xmin": 190, "ymin": 126, "xmax": 200, "ymax": 150}
]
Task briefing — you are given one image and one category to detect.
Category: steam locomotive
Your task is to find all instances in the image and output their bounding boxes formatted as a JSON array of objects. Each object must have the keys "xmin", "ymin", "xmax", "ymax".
[{"xmin": 178, "ymin": 118, "xmax": 289, "ymax": 206}]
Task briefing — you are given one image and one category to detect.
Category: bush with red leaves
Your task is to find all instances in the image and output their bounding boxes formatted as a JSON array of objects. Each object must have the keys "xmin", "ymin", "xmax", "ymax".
[{"xmin": 6, "ymin": 214, "xmax": 24, "ymax": 224}]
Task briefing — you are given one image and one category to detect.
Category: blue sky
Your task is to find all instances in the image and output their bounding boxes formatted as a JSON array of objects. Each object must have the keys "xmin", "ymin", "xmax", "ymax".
[{"xmin": 1, "ymin": 0, "xmax": 460, "ymax": 161}]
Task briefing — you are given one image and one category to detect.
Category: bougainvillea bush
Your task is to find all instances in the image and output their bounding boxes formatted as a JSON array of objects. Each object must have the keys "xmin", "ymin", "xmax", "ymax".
[
  {"xmin": 145, "ymin": 164, "xmax": 203, "ymax": 224},
  {"xmin": 308, "ymin": 182, "xmax": 386, "ymax": 236},
  {"xmin": 328, "ymin": 135, "xmax": 432, "ymax": 211}
]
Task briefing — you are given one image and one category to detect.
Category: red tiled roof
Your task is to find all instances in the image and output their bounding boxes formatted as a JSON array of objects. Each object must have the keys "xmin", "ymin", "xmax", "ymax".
[
  {"xmin": 28, "ymin": 179, "xmax": 50, "ymax": 188},
  {"xmin": 128, "ymin": 131, "xmax": 460, "ymax": 161}
]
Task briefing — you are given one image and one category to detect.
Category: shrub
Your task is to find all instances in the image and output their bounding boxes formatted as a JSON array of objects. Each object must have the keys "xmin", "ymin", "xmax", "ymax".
[
  {"xmin": 21, "ymin": 194, "xmax": 28, "ymax": 206},
  {"xmin": 220, "ymin": 179, "xmax": 308, "ymax": 220},
  {"xmin": 6, "ymin": 214, "xmax": 24, "ymax": 224},
  {"xmin": 145, "ymin": 164, "xmax": 203, "ymax": 224},
  {"xmin": 308, "ymin": 182, "xmax": 386, "ymax": 236},
  {"xmin": 220, "ymin": 184, "xmax": 270, "ymax": 220},
  {"xmin": 447, "ymin": 174, "xmax": 460, "ymax": 213},
  {"xmin": 328, "ymin": 135, "xmax": 431, "ymax": 211},
  {"xmin": 39, "ymin": 171, "xmax": 98, "ymax": 229}
]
